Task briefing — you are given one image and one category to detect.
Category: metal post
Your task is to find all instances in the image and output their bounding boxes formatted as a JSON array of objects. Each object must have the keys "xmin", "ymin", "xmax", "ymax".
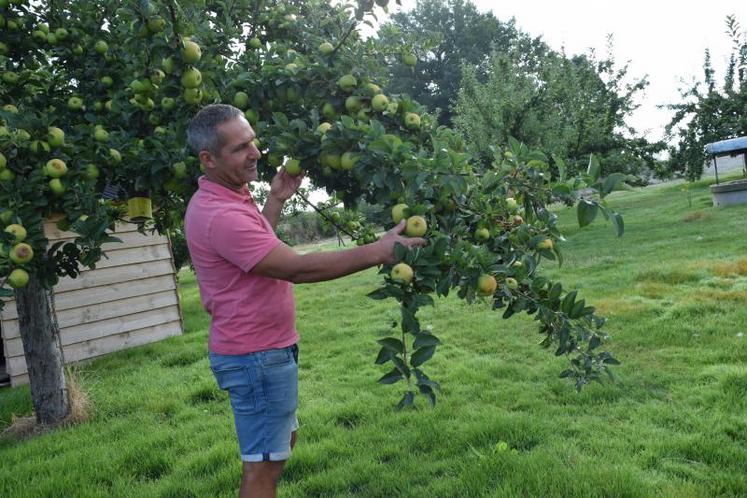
[{"xmin": 713, "ymin": 155, "xmax": 719, "ymax": 184}]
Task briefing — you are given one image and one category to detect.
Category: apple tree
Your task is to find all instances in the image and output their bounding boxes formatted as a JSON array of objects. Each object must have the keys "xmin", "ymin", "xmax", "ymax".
[{"xmin": 0, "ymin": 0, "xmax": 623, "ymax": 423}]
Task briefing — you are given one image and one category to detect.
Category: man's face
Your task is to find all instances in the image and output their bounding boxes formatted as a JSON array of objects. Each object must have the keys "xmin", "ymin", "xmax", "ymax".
[{"xmin": 202, "ymin": 117, "xmax": 262, "ymax": 188}]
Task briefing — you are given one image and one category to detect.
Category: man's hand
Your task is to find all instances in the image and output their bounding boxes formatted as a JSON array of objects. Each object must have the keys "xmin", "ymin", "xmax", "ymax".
[
  {"xmin": 377, "ymin": 220, "xmax": 427, "ymax": 265},
  {"xmin": 268, "ymin": 167, "xmax": 304, "ymax": 203}
]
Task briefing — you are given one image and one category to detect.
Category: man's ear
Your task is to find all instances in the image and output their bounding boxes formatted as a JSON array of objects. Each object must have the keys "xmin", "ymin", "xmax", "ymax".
[{"xmin": 199, "ymin": 150, "xmax": 214, "ymax": 170}]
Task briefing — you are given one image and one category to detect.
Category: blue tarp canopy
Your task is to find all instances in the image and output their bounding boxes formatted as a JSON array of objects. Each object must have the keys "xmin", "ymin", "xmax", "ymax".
[{"xmin": 705, "ymin": 136, "xmax": 747, "ymax": 156}]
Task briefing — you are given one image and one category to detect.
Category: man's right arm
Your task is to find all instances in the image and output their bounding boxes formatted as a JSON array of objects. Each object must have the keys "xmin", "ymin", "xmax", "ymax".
[{"xmin": 250, "ymin": 220, "xmax": 426, "ymax": 284}]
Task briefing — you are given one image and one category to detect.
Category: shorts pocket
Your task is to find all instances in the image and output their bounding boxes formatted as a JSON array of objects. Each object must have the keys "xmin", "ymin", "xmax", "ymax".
[
  {"xmin": 261, "ymin": 348, "xmax": 293, "ymax": 366},
  {"xmin": 211, "ymin": 365, "xmax": 257, "ymax": 414}
]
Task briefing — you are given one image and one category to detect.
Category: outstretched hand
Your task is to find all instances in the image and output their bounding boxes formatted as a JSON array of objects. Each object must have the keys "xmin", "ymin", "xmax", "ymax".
[
  {"xmin": 378, "ymin": 220, "xmax": 427, "ymax": 265},
  {"xmin": 269, "ymin": 167, "xmax": 304, "ymax": 202}
]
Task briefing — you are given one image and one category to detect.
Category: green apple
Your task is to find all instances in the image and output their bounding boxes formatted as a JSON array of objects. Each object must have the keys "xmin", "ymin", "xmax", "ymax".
[
  {"xmin": 100, "ymin": 75, "xmax": 113, "ymax": 87},
  {"xmin": 104, "ymin": 100, "xmax": 113, "ymax": 112},
  {"xmin": 0, "ymin": 41, "xmax": 9, "ymax": 54},
  {"xmin": 404, "ymin": 112, "xmax": 421, "ymax": 129},
  {"xmin": 387, "ymin": 102, "xmax": 399, "ymax": 114},
  {"xmin": 505, "ymin": 197, "xmax": 518, "ymax": 211},
  {"xmin": 2, "ymin": 104, "xmax": 18, "ymax": 113},
  {"xmin": 83, "ymin": 163, "xmax": 99, "ymax": 180},
  {"xmin": 284, "ymin": 159, "xmax": 302, "ymax": 176},
  {"xmin": 0, "ymin": 152, "xmax": 6, "ymax": 169},
  {"xmin": 405, "ymin": 215, "xmax": 427, "ymax": 237},
  {"xmin": 182, "ymin": 40, "xmax": 201, "ymax": 63},
  {"xmin": 322, "ymin": 102, "xmax": 336, "ymax": 120},
  {"xmin": 391, "ymin": 262, "xmax": 414, "ymax": 284},
  {"xmin": 505, "ymin": 277, "xmax": 519, "ymax": 290},
  {"xmin": 67, "ymin": 96, "xmax": 84, "ymax": 110},
  {"xmin": 45, "ymin": 158, "xmax": 68, "ymax": 178},
  {"xmin": 477, "ymin": 274, "xmax": 497, "ymax": 296},
  {"xmin": 94, "ymin": 127, "xmax": 110, "ymax": 142},
  {"xmin": 537, "ymin": 238, "xmax": 554, "ymax": 250},
  {"xmin": 267, "ymin": 153, "xmax": 283, "ymax": 167},
  {"xmin": 0, "ymin": 211, "xmax": 12, "ymax": 226},
  {"xmin": 512, "ymin": 215, "xmax": 524, "ymax": 226},
  {"xmin": 162, "ymin": 56, "xmax": 175, "ymax": 74},
  {"xmin": 345, "ymin": 96, "xmax": 361, "ymax": 113},
  {"xmin": 172, "ymin": 161, "xmax": 188, "ymax": 179},
  {"xmin": 37, "ymin": 22, "xmax": 49, "ymax": 34},
  {"xmin": 161, "ymin": 97, "xmax": 175, "ymax": 110},
  {"xmin": 55, "ymin": 28, "xmax": 68, "ymax": 40},
  {"xmin": 338, "ymin": 74, "xmax": 357, "ymax": 92},
  {"xmin": 244, "ymin": 108, "xmax": 258, "ymax": 124},
  {"xmin": 49, "ymin": 178, "xmax": 66, "ymax": 195},
  {"xmin": 9, "ymin": 242, "xmax": 33, "ymax": 264},
  {"xmin": 320, "ymin": 152, "xmax": 341, "ymax": 170},
  {"xmin": 5, "ymin": 224, "xmax": 26, "ymax": 242},
  {"xmin": 108, "ymin": 148, "xmax": 122, "ymax": 164},
  {"xmin": 147, "ymin": 15, "xmax": 166, "ymax": 33},
  {"xmin": 391, "ymin": 203, "xmax": 408, "ymax": 224},
  {"xmin": 371, "ymin": 94, "xmax": 389, "ymax": 111},
  {"xmin": 319, "ymin": 42, "xmax": 334, "ymax": 55},
  {"xmin": 72, "ymin": 44, "xmax": 83, "ymax": 55},
  {"xmin": 475, "ymin": 227, "xmax": 490, "ymax": 241},
  {"xmin": 248, "ymin": 37, "xmax": 262, "ymax": 49},
  {"xmin": 183, "ymin": 88, "xmax": 203, "ymax": 105},
  {"xmin": 181, "ymin": 67, "xmax": 202, "ymax": 88},
  {"xmin": 46, "ymin": 33, "xmax": 58, "ymax": 44},
  {"xmin": 0, "ymin": 169, "xmax": 16, "ymax": 182},
  {"xmin": 402, "ymin": 52, "xmax": 417, "ymax": 66},
  {"xmin": 233, "ymin": 91, "xmax": 249, "ymax": 109},
  {"xmin": 364, "ymin": 83, "xmax": 382, "ymax": 96},
  {"xmin": 285, "ymin": 63, "xmax": 298, "ymax": 72},
  {"xmin": 7, "ymin": 268, "xmax": 29, "ymax": 289},
  {"xmin": 13, "ymin": 129, "xmax": 30, "ymax": 141},
  {"xmin": 94, "ymin": 40, "xmax": 108, "ymax": 54},
  {"xmin": 2, "ymin": 71, "xmax": 19, "ymax": 84},
  {"xmin": 316, "ymin": 122, "xmax": 332, "ymax": 135},
  {"xmin": 340, "ymin": 152, "xmax": 359, "ymax": 170},
  {"xmin": 149, "ymin": 69, "xmax": 165, "ymax": 84},
  {"xmin": 48, "ymin": 126, "xmax": 65, "ymax": 147}
]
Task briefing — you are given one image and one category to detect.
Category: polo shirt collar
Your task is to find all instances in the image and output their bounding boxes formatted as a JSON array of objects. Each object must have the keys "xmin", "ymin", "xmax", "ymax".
[{"xmin": 198, "ymin": 176, "xmax": 254, "ymax": 203}]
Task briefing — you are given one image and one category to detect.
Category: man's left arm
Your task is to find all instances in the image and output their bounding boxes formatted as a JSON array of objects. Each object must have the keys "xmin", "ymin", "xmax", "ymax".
[{"xmin": 262, "ymin": 167, "xmax": 304, "ymax": 229}]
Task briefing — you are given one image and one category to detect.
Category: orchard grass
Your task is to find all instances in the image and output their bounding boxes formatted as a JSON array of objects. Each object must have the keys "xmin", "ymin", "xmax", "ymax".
[{"xmin": 2, "ymin": 175, "xmax": 747, "ymax": 497}]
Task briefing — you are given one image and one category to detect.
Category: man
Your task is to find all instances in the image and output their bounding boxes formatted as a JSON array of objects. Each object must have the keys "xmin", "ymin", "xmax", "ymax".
[{"xmin": 184, "ymin": 104, "xmax": 425, "ymax": 498}]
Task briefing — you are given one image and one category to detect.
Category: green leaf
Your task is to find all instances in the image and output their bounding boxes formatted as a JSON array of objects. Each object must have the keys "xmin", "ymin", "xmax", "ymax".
[
  {"xmin": 367, "ymin": 288, "xmax": 390, "ymax": 300},
  {"xmin": 576, "ymin": 200, "xmax": 598, "ymax": 228},
  {"xmin": 374, "ymin": 347, "xmax": 395, "ymax": 365},
  {"xmin": 378, "ymin": 369, "xmax": 404, "ymax": 384},
  {"xmin": 561, "ymin": 291, "xmax": 577, "ymax": 315},
  {"xmin": 413, "ymin": 333, "xmax": 441, "ymax": 348},
  {"xmin": 587, "ymin": 154, "xmax": 601, "ymax": 182},
  {"xmin": 394, "ymin": 242, "xmax": 408, "ymax": 261},
  {"xmin": 410, "ymin": 345, "xmax": 436, "ymax": 367},
  {"xmin": 602, "ymin": 173, "xmax": 626, "ymax": 195},
  {"xmin": 396, "ymin": 391, "xmax": 415, "ymax": 410},
  {"xmin": 611, "ymin": 212, "xmax": 624, "ymax": 237},
  {"xmin": 377, "ymin": 337, "xmax": 405, "ymax": 354}
]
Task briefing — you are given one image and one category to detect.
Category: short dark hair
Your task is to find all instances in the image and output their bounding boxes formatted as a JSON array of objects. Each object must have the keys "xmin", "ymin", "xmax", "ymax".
[{"xmin": 187, "ymin": 104, "xmax": 244, "ymax": 156}]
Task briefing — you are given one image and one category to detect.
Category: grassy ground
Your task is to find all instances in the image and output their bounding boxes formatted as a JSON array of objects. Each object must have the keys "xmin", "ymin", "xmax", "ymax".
[{"xmin": 2, "ymin": 174, "xmax": 747, "ymax": 497}]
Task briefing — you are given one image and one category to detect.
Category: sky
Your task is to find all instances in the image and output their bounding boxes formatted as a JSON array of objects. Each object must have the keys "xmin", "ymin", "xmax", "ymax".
[{"xmin": 386, "ymin": 0, "xmax": 747, "ymax": 144}]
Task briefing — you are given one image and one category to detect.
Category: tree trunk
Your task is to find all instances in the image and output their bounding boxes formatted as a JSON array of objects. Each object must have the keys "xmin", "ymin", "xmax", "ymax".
[{"xmin": 15, "ymin": 275, "xmax": 70, "ymax": 425}]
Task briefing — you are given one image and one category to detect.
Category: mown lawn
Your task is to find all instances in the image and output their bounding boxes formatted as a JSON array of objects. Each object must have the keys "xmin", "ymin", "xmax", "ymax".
[{"xmin": 2, "ymin": 175, "xmax": 747, "ymax": 497}]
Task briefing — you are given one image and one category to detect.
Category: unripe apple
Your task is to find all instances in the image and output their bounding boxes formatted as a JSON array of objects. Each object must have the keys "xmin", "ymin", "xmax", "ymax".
[
  {"xmin": 338, "ymin": 74, "xmax": 357, "ymax": 92},
  {"xmin": 391, "ymin": 203, "xmax": 408, "ymax": 224},
  {"xmin": 161, "ymin": 56, "xmax": 175, "ymax": 74},
  {"xmin": 284, "ymin": 159, "xmax": 302, "ymax": 176},
  {"xmin": 233, "ymin": 91, "xmax": 249, "ymax": 109},
  {"xmin": 316, "ymin": 122, "xmax": 332, "ymax": 135},
  {"xmin": 72, "ymin": 44, "xmax": 83, "ymax": 55},
  {"xmin": 405, "ymin": 215, "xmax": 427, "ymax": 237},
  {"xmin": 161, "ymin": 97, "xmax": 175, "ymax": 110},
  {"xmin": 181, "ymin": 67, "xmax": 202, "ymax": 88},
  {"xmin": 67, "ymin": 96, "xmax": 84, "ymax": 110},
  {"xmin": 109, "ymin": 148, "xmax": 122, "ymax": 164},
  {"xmin": 44, "ymin": 32, "xmax": 57, "ymax": 43},
  {"xmin": 7, "ymin": 268, "xmax": 29, "ymax": 289},
  {"xmin": 2, "ymin": 104, "xmax": 17, "ymax": 113},
  {"xmin": 402, "ymin": 52, "xmax": 417, "ymax": 66},
  {"xmin": 14, "ymin": 129, "xmax": 30, "ymax": 141},
  {"xmin": 48, "ymin": 126, "xmax": 65, "ymax": 147},
  {"xmin": 149, "ymin": 69, "xmax": 165, "ymax": 84},
  {"xmin": 475, "ymin": 227, "xmax": 490, "ymax": 241},
  {"xmin": 320, "ymin": 152, "xmax": 341, "ymax": 170},
  {"xmin": 94, "ymin": 127, "xmax": 110, "ymax": 142},
  {"xmin": 340, "ymin": 152, "xmax": 359, "ymax": 170},
  {"xmin": 31, "ymin": 140, "xmax": 51, "ymax": 155},
  {"xmin": 3, "ymin": 71, "xmax": 19, "ymax": 84},
  {"xmin": 9, "ymin": 242, "xmax": 33, "ymax": 264},
  {"xmin": 5, "ymin": 224, "xmax": 26, "ymax": 242},
  {"xmin": 505, "ymin": 277, "xmax": 519, "ymax": 290},
  {"xmin": 104, "ymin": 100, "xmax": 113, "ymax": 112},
  {"xmin": 537, "ymin": 238, "xmax": 554, "ymax": 250},
  {"xmin": 476, "ymin": 274, "xmax": 497, "ymax": 296},
  {"xmin": 505, "ymin": 197, "xmax": 518, "ymax": 211},
  {"xmin": 345, "ymin": 96, "xmax": 362, "ymax": 113},
  {"xmin": 391, "ymin": 262, "xmax": 414, "ymax": 284},
  {"xmin": 49, "ymin": 178, "xmax": 66, "ymax": 195},
  {"xmin": 94, "ymin": 40, "xmax": 108, "ymax": 54},
  {"xmin": 0, "ymin": 152, "xmax": 6, "ymax": 169},
  {"xmin": 285, "ymin": 63, "xmax": 298, "ymax": 72},
  {"xmin": 512, "ymin": 215, "xmax": 524, "ymax": 226},
  {"xmin": 147, "ymin": 15, "xmax": 166, "ymax": 33},
  {"xmin": 244, "ymin": 108, "xmax": 258, "ymax": 124},
  {"xmin": 248, "ymin": 37, "xmax": 262, "ymax": 49},
  {"xmin": 83, "ymin": 163, "xmax": 99, "ymax": 180},
  {"xmin": 404, "ymin": 112, "xmax": 421, "ymax": 129},
  {"xmin": 45, "ymin": 158, "xmax": 68, "ymax": 178},
  {"xmin": 55, "ymin": 28, "xmax": 69, "ymax": 40},
  {"xmin": 511, "ymin": 260, "xmax": 523, "ymax": 268},
  {"xmin": 0, "ymin": 169, "xmax": 16, "ymax": 182},
  {"xmin": 182, "ymin": 40, "xmax": 202, "ymax": 64},
  {"xmin": 371, "ymin": 94, "xmax": 389, "ymax": 111},
  {"xmin": 0, "ymin": 210, "xmax": 12, "ymax": 226},
  {"xmin": 172, "ymin": 161, "xmax": 187, "ymax": 179},
  {"xmin": 319, "ymin": 42, "xmax": 334, "ymax": 55},
  {"xmin": 183, "ymin": 88, "xmax": 203, "ymax": 105},
  {"xmin": 322, "ymin": 102, "xmax": 336, "ymax": 120},
  {"xmin": 0, "ymin": 41, "xmax": 9, "ymax": 54}
]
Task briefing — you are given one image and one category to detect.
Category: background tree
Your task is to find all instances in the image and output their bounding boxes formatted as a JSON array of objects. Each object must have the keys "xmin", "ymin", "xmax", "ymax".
[{"xmin": 0, "ymin": 0, "xmax": 621, "ymax": 423}]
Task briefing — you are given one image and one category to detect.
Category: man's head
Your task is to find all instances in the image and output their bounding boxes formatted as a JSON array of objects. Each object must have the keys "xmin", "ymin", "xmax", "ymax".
[{"xmin": 187, "ymin": 104, "xmax": 262, "ymax": 189}]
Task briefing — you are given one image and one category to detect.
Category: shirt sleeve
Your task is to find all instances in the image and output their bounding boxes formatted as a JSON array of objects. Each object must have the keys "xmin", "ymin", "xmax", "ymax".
[{"xmin": 209, "ymin": 206, "xmax": 281, "ymax": 272}]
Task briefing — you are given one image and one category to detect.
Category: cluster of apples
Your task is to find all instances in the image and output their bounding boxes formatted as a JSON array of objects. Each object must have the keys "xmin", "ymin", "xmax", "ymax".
[{"xmin": 2, "ymin": 223, "xmax": 33, "ymax": 288}]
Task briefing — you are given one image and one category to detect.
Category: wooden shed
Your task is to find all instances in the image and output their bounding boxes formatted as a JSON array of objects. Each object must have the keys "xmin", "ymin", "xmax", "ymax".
[{"xmin": 0, "ymin": 218, "xmax": 183, "ymax": 387}]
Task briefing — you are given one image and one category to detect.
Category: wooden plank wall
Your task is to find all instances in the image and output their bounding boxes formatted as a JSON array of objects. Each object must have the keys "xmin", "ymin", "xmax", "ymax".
[{"xmin": 0, "ymin": 219, "xmax": 184, "ymax": 387}]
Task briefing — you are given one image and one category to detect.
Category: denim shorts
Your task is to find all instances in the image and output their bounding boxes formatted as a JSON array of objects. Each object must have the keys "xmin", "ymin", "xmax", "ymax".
[{"xmin": 209, "ymin": 344, "xmax": 299, "ymax": 462}]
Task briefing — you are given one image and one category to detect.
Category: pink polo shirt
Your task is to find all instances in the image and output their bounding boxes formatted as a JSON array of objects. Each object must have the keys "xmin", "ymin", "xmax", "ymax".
[{"xmin": 184, "ymin": 176, "xmax": 298, "ymax": 355}]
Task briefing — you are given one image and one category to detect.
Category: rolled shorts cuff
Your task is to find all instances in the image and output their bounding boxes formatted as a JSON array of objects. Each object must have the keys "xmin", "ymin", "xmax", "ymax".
[{"xmin": 242, "ymin": 450, "xmax": 292, "ymax": 462}]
